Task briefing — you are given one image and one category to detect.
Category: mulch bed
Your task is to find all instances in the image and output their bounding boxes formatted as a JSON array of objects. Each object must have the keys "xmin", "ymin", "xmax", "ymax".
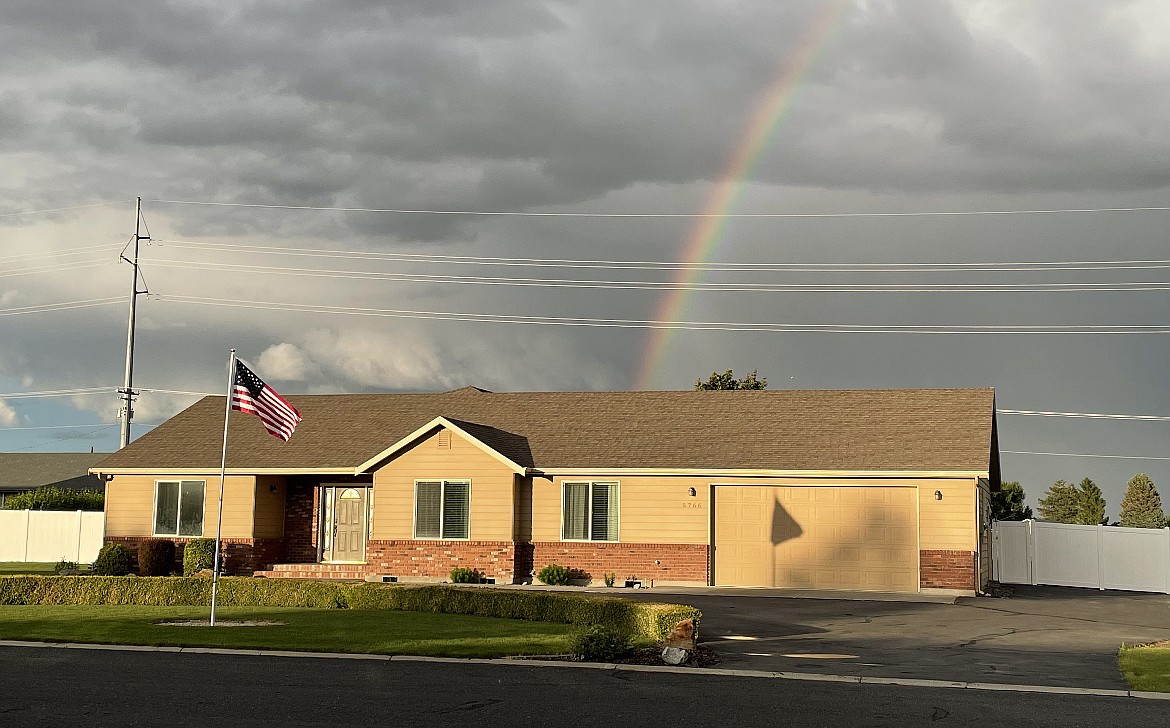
[{"xmin": 617, "ymin": 645, "xmax": 721, "ymax": 668}]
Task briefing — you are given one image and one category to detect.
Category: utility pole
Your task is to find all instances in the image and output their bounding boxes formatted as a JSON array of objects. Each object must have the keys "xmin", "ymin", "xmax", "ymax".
[{"xmin": 118, "ymin": 197, "xmax": 147, "ymax": 450}]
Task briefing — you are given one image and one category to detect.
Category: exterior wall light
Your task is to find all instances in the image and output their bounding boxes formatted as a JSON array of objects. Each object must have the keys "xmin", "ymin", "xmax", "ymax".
[
  {"xmin": 934, "ymin": 490, "xmax": 943, "ymax": 500},
  {"xmin": 688, "ymin": 487, "xmax": 697, "ymax": 497}
]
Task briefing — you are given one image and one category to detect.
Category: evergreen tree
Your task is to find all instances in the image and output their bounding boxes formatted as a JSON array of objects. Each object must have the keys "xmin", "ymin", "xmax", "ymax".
[
  {"xmin": 1075, "ymin": 478, "xmax": 1107, "ymax": 525},
  {"xmin": 991, "ymin": 481, "xmax": 1032, "ymax": 521},
  {"xmin": 1119, "ymin": 473, "xmax": 1167, "ymax": 528},
  {"xmin": 1036, "ymin": 480, "xmax": 1080, "ymax": 523}
]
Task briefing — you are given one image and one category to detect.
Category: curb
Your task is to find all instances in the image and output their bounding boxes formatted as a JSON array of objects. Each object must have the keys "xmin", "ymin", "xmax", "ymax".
[{"xmin": 3, "ymin": 640, "xmax": 1167, "ymax": 701}]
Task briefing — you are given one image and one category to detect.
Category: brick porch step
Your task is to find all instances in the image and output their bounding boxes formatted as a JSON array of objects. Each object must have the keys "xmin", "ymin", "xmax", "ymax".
[{"xmin": 253, "ymin": 563, "xmax": 371, "ymax": 580}]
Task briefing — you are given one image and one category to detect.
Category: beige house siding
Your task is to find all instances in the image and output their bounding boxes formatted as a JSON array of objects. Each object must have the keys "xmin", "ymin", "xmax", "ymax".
[
  {"xmin": 530, "ymin": 474, "xmax": 980, "ymax": 551},
  {"xmin": 253, "ymin": 475, "xmax": 287, "ymax": 539},
  {"xmin": 370, "ymin": 427, "xmax": 517, "ymax": 541},
  {"xmin": 104, "ymin": 473, "xmax": 257, "ymax": 539}
]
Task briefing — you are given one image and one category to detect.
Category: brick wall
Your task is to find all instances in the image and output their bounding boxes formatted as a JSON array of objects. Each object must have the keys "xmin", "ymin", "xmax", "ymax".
[
  {"xmin": 920, "ymin": 549, "xmax": 975, "ymax": 590},
  {"xmin": 105, "ymin": 536, "xmax": 284, "ymax": 575},
  {"xmin": 366, "ymin": 540, "xmax": 517, "ymax": 582},
  {"xmin": 284, "ymin": 481, "xmax": 319, "ymax": 563},
  {"xmin": 530, "ymin": 542, "xmax": 709, "ymax": 585}
]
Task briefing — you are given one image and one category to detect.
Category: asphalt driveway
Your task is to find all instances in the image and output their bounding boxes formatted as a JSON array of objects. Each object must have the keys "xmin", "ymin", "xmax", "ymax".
[{"xmin": 641, "ymin": 585, "xmax": 1170, "ymax": 689}]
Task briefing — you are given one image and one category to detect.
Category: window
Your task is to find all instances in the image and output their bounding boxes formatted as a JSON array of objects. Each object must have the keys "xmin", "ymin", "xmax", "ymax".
[
  {"xmin": 154, "ymin": 480, "xmax": 206, "ymax": 537},
  {"xmin": 414, "ymin": 480, "xmax": 470, "ymax": 539},
  {"xmin": 562, "ymin": 481, "xmax": 618, "ymax": 541}
]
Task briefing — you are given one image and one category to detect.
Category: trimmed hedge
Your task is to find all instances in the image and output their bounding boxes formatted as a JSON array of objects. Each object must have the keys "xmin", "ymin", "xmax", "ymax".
[
  {"xmin": 0, "ymin": 577, "xmax": 700, "ymax": 641},
  {"xmin": 1, "ymin": 487, "xmax": 103, "ymax": 511}
]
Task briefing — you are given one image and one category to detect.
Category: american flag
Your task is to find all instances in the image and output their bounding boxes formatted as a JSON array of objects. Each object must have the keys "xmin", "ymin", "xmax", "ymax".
[{"xmin": 231, "ymin": 359, "xmax": 302, "ymax": 441}]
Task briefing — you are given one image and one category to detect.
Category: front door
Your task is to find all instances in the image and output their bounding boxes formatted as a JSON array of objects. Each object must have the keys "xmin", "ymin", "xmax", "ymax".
[{"xmin": 332, "ymin": 487, "xmax": 367, "ymax": 562}]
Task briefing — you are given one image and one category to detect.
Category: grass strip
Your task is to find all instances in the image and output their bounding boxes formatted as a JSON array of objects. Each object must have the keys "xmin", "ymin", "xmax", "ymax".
[
  {"xmin": 0, "ymin": 563, "xmax": 58, "ymax": 576},
  {"xmin": 0, "ymin": 605, "xmax": 577, "ymax": 658},
  {"xmin": 1119, "ymin": 643, "xmax": 1170, "ymax": 692}
]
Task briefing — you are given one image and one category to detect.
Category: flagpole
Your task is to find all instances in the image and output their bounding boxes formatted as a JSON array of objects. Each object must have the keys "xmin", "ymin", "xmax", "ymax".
[{"xmin": 210, "ymin": 348, "xmax": 236, "ymax": 627}]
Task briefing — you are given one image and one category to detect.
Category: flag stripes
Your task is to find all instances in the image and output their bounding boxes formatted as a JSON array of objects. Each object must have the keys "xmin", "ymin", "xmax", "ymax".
[{"xmin": 230, "ymin": 359, "xmax": 302, "ymax": 441}]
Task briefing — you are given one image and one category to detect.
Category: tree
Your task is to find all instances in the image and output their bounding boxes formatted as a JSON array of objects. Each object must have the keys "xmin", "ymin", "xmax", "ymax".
[
  {"xmin": 1074, "ymin": 478, "xmax": 1107, "ymax": 525},
  {"xmin": 991, "ymin": 481, "xmax": 1032, "ymax": 521},
  {"xmin": 694, "ymin": 369, "xmax": 767, "ymax": 391},
  {"xmin": 1036, "ymin": 480, "xmax": 1079, "ymax": 523},
  {"xmin": 1119, "ymin": 473, "xmax": 1167, "ymax": 528}
]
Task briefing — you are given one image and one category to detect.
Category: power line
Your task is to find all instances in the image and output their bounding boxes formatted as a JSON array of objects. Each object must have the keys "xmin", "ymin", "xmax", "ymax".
[
  {"xmin": 146, "ymin": 199, "xmax": 1170, "ymax": 218},
  {"xmin": 998, "ymin": 408, "xmax": 1170, "ymax": 422},
  {"xmin": 147, "ymin": 259, "xmax": 1170, "ymax": 294},
  {"xmin": 1002, "ymin": 450, "xmax": 1170, "ymax": 462},
  {"xmin": 157, "ymin": 239, "xmax": 1170, "ymax": 273},
  {"xmin": 0, "ymin": 200, "xmax": 127, "ymax": 219},
  {"xmin": 155, "ymin": 294, "xmax": 1170, "ymax": 334},
  {"xmin": 0, "ymin": 243, "xmax": 122, "ymax": 266},
  {"xmin": 0, "ymin": 387, "xmax": 114, "ymax": 399},
  {"xmin": 0, "ymin": 298, "xmax": 125, "ymax": 317},
  {"xmin": 0, "ymin": 422, "xmax": 159, "ymax": 432},
  {"xmin": 8, "ymin": 423, "xmax": 119, "ymax": 452},
  {"xmin": 0, "ymin": 260, "xmax": 118, "ymax": 280}
]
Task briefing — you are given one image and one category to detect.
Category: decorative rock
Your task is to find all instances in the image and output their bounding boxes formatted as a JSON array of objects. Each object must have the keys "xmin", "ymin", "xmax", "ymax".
[{"xmin": 661, "ymin": 646, "xmax": 690, "ymax": 665}]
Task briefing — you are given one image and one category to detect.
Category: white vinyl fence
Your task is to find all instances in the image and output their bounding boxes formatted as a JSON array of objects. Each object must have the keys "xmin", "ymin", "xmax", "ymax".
[
  {"xmin": 992, "ymin": 519, "xmax": 1170, "ymax": 594},
  {"xmin": 0, "ymin": 510, "xmax": 105, "ymax": 563}
]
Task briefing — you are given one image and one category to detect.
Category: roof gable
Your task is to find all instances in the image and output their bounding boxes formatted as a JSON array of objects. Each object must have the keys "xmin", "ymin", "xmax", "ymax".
[{"xmin": 355, "ymin": 416, "xmax": 527, "ymax": 475}]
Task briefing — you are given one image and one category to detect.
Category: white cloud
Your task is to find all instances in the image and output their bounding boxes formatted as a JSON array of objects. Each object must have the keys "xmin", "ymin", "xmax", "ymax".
[
  {"xmin": 0, "ymin": 290, "xmax": 18, "ymax": 306},
  {"xmin": 0, "ymin": 397, "xmax": 19, "ymax": 427},
  {"xmin": 257, "ymin": 342, "xmax": 315, "ymax": 381}
]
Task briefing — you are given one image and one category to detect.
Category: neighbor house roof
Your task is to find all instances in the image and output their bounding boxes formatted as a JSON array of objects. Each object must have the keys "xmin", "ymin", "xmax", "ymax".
[
  {"xmin": 0, "ymin": 453, "xmax": 108, "ymax": 491},
  {"xmin": 93, "ymin": 387, "xmax": 997, "ymax": 476}
]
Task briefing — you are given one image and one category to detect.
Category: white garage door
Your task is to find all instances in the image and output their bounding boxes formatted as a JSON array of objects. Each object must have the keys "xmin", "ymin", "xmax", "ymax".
[{"xmin": 714, "ymin": 485, "xmax": 919, "ymax": 592}]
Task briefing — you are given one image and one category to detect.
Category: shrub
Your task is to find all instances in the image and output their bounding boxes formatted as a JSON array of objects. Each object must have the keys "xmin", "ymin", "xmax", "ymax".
[
  {"xmin": 137, "ymin": 539, "xmax": 176, "ymax": 576},
  {"xmin": 449, "ymin": 567, "xmax": 481, "ymax": 584},
  {"xmin": 183, "ymin": 539, "xmax": 217, "ymax": 576},
  {"xmin": 537, "ymin": 563, "xmax": 572, "ymax": 586},
  {"xmin": 54, "ymin": 559, "xmax": 79, "ymax": 574},
  {"xmin": 2, "ymin": 487, "xmax": 104, "ymax": 511},
  {"xmin": 571, "ymin": 624, "xmax": 631, "ymax": 662},
  {"xmin": 603, "ymin": 572, "xmax": 617, "ymax": 588},
  {"xmin": 0, "ymin": 578, "xmax": 702, "ymax": 641},
  {"xmin": 91, "ymin": 544, "xmax": 131, "ymax": 576}
]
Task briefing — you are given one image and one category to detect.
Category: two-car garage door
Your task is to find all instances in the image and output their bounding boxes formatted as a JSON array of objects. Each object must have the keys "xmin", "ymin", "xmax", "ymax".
[{"xmin": 714, "ymin": 486, "xmax": 919, "ymax": 592}]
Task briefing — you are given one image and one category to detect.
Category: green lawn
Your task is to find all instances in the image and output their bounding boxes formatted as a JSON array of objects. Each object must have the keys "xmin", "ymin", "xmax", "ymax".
[
  {"xmin": 1119, "ymin": 644, "xmax": 1170, "ymax": 692},
  {"xmin": 0, "ymin": 563, "xmax": 59, "ymax": 575},
  {"xmin": 0, "ymin": 605, "xmax": 578, "ymax": 658}
]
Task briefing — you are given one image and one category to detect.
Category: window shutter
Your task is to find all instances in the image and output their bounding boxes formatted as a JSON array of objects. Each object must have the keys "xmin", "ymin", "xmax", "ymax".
[
  {"xmin": 415, "ymin": 481, "xmax": 442, "ymax": 538},
  {"xmin": 590, "ymin": 483, "xmax": 610, "ymax": 541},
  {"xmin": 442, "ymin": 481, "xmax": 470, "ymax": 539}
]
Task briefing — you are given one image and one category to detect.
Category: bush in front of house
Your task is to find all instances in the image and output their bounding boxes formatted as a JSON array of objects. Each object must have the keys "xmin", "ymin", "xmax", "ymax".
[
  {"xmin": 91, "ymin": 544, "xmax": 132, "ymax": 576},
  {"xmin": 536, "ymin": 563, "xmax": 573, "ymax": 586},
  {"xmin": 137, "ymin": 539, "xmax": 176, "ymax": 576},
  {"xmin": 2, "ymin": 487, "xmax": 104, "ymax": 511},
  {"xmin": 182, "ymin": 539, "xmax": 217, "ymax": 576},
  {"xmin": 571, "ymin": 624, "xmax": 632, "ymax": 662},
  {"xmin": 449, "ymin": 567, "xmax": 481, "ymax": 583},
  {"xmin": 0, "ymin": 577, "xmax": 702, "ymax": 642}
]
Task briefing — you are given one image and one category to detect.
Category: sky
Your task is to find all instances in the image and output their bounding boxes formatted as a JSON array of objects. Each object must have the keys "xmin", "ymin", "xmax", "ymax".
[{"xmin": 1, "ymin": 0, "xmax": 1168, "ymax": 518}]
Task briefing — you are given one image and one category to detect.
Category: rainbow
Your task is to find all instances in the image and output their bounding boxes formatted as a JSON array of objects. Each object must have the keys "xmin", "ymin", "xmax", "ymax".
[{"xmin": 635, "ymin": 0, "xmax": 849, "ymax": 390}]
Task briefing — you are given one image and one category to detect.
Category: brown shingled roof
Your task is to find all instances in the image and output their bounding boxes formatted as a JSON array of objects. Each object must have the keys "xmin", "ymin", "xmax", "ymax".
[{"xmin": 94, "ymin": 387, "xmax": 996, "ymax": 473}]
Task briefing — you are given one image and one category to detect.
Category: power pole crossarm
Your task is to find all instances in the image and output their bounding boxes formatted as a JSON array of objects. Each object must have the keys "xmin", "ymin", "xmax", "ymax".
[{"xmin": 119, "ymin": 197, "xmax": 148, "ymax": 450}]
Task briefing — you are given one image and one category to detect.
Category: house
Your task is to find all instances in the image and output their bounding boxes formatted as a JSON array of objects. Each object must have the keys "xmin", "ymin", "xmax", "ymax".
[
  {"xmin": 0, "ymin": 452, "xmax": 107, "ymax": 507},
  {"xmin": 91, "ymin": 386, "xmax": 999, "ymax": 593}
]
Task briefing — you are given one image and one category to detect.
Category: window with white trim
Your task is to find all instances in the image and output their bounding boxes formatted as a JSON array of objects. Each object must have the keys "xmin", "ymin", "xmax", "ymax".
[
  {"xmin": 562, "ymin": 481, "xmax": 618, "ymax": 541},
  {"xmin": 153, "ymin": 480, "xmax": 206, "ymax": 537},
  {"xmin": 414, "ymin": 480, "xmax": 470, "ymax": 539}
]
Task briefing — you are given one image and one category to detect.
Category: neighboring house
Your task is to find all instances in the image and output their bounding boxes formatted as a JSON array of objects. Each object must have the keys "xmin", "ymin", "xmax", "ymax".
[
  {"xmin": 91, "ymin": 387, "xmax": 999, "ymax": 594},
  {"xmin": 0, "ymin": 452, "xmax": 107, "ymax": 507}
]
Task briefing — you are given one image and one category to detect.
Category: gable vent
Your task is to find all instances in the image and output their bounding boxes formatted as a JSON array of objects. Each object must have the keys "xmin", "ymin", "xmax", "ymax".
[{"xmin": 437, "ymin": 430, "xmax": 452, "ymax": 448}]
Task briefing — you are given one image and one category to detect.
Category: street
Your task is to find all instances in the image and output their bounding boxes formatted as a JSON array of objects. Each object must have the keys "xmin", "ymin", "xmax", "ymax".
[{"xmin": 0, "ymin": 646, "xmax": 1163, "ymax": 727}]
